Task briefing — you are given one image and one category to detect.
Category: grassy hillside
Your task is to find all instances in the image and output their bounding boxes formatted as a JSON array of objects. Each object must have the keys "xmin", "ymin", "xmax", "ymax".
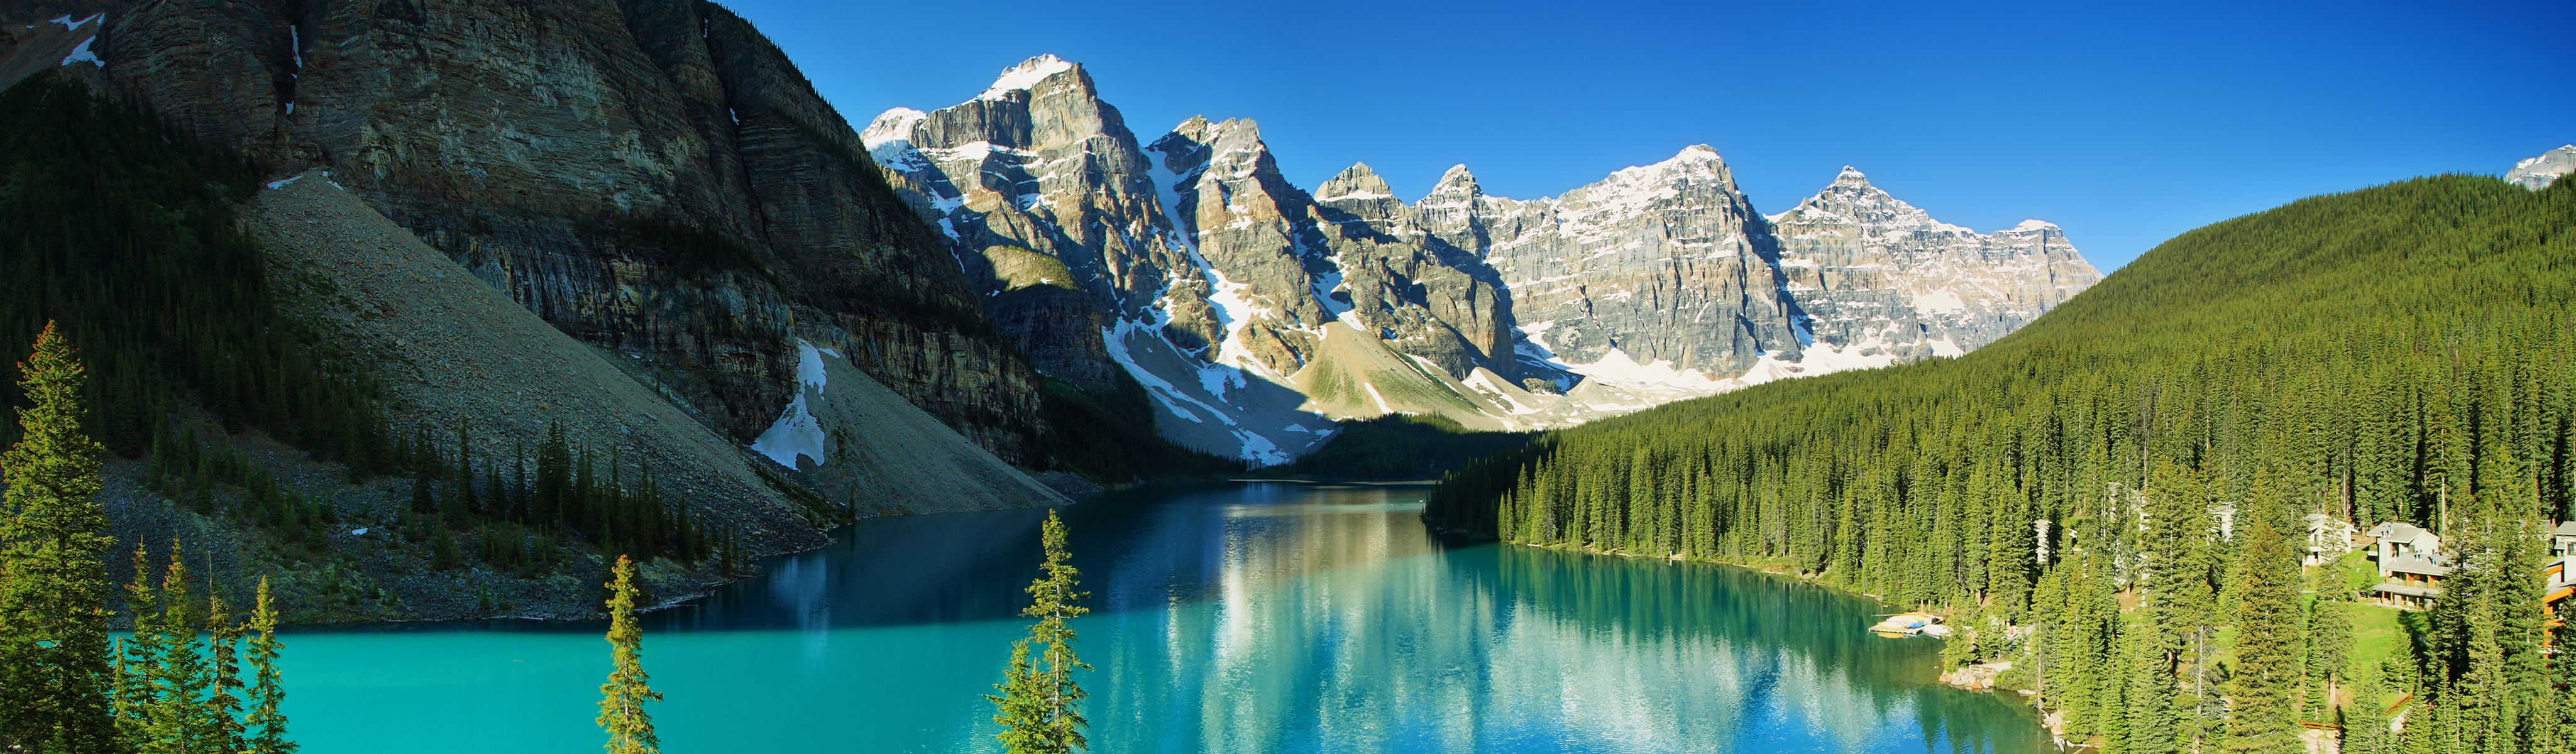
[{"xmin": 1427, "ymin": 173, "xmax": 2575, "ymax": 750}]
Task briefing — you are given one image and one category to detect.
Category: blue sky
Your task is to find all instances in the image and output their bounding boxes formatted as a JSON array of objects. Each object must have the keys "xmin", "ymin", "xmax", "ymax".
[{"xmin": 717, "ymin": 0, "xmax": 2573, "ymax": 271}]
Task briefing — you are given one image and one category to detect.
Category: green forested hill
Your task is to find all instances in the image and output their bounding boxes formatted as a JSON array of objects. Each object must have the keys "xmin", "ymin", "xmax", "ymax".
[{"xmin": 1426, "ymin": 174, "xmax": 2576, "ymax": 751}]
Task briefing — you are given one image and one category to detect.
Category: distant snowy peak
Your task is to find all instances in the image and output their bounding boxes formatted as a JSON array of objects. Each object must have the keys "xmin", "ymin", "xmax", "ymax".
[
  {"xmin": 859, "ymin": 107, "xmax": 927, "ymax": 166},
  {"xmin": 1773, "ymin": 165, "xmax": 1965, "ymax": 234},
  {"xmin": 1417, "ymin": 164, "xmax": 1483, "ymax": 206},
  {"xmin": 977, "ymin": 54, "xmax": 1078, "ymax": 101},
  {"xmin": 1601, "ymin": 144, "xmax": 1734, "ymax": 187},
  {"xmin": 2508, "ymin": 145, "xmax": 2575, "ymax": 190}
]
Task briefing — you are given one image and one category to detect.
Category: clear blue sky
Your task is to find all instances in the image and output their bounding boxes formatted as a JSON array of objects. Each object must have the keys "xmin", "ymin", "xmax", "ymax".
[{"xmin": 715, "ymin": 0, "xmax": 2574, "ymax": 271}]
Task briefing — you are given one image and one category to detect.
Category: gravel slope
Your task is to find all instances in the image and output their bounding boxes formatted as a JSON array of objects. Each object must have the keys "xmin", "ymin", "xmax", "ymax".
[{"xmin": 246, "ymin": 170, "xmax": 828, "ymax": 555}]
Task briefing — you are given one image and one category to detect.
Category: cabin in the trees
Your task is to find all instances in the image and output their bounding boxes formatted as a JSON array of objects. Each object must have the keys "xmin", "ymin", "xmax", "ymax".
[
  {"xmin": 2551, "ymin": 521, "xmax": 2576, "ymax": 557},
  {"xmin": 2369, "ymin": 522, "xmax": 2441, "ymax": 562},
  {"xmin": 2373, "ymin": 555, "xmax": 2451, "ymax": 611},
  {"xmin": 2304, "ymin": 513, "xmax": 2357, "ymax": 566},
  {"xmin": 2365, "ymin": 522, "xmax": 2450, "ymax": 611}
]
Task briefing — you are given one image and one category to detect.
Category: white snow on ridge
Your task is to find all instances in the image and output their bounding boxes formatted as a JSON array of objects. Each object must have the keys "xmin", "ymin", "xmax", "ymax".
[
  {"xmin": 751, "ymin": 339, "xmax": 832, "ymax": 469},
  {"xmin": 1563, "ymin": 348, "xmax": 1723, "ymax": 393},
  {"xmin": 977, "ymin": 55, "xmax": 1074, "ymax": 101},
  {"xmin": 1911, "ymin": 289, "xmax": 1966, "ymax": 315},
  {"xmin": 60, "ymin": 36, "xmax": 101, "ymax": 67}
]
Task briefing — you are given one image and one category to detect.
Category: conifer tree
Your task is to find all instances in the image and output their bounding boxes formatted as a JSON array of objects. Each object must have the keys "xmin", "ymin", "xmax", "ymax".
[
  {"xmin": 2222, "ymin": 474, "xmax": 2303, "ymax": 754},
  {"xmin": 536, "ymin": 421, "xmax": 571, "ymax": 532},
  {"xmin": 988, "ymin": 639, "xmax": 1049, "ymax": 754},
  {"xmin": 114, "ymin": 542, "xmax": 163, "ymax": 748},
  {"xmin": 988, "ymin": 511, "xmax": 1090, "ymax": 754},
  {"xmin": 143, "ymin": 540, "xmax": 212, "ymax": 754},
  {"xmin": 598, "ymin": 555, "xmax": 661, "ymax": 754},
  {"xmin": 0, "ymin": 322, "xmax": 119, "ymax": 751},
  {"xmin": 206, "ymin": 589, "xmax": 246, "ymax": 754},
  {"xmin": 244, "ymin": 577, "xmax": 293, "ymax": 754},
  {"xmin": 2120, "ymin": 624, "xmax": 2179, "ymax": 754}
]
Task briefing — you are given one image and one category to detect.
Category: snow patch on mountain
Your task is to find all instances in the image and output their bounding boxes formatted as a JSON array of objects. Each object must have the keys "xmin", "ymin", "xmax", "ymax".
[
  {"xmin": 979, "ymin": 55, "xmax": 1074, "ymax": 101},
  {"xmin": 60, "ymin": 36, "xmax": 100, "ymax": 67},
  {"xmin": 751, "ymin": 339, "xmax": 833, "ymax": 469}
]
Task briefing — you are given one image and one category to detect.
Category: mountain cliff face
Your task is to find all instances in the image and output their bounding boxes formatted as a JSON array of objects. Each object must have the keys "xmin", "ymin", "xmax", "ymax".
[
  {"xmin": 1767, "ymin": 167, "xmax": 2098, "ymax": 365},
  {"xmin": 2, "ymin": 0, "xmax": 1045, "ymax": 466},
  {"xmin": 867, "ymin": 55, "xmax": 2103, "ymax": 462}
]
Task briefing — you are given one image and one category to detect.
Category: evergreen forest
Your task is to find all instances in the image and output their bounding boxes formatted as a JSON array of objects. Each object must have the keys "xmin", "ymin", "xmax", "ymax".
[{"xmin": 1426, "ymin": 173, "xmax": 2576, "ymax": 752}]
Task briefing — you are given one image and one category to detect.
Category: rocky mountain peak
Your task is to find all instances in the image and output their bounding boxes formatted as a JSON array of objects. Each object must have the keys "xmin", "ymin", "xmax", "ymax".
[
  {"xmin": 977, "ymin": 54, "xmax": 1079, "ymax": 101},
  {"xmin": 1152, "ymin": 116, "xmax": 1273, "ymax": 183},
  {"xmin": 1775, "ymin": 165, "xmax": 1956, "ymax": 234},
  {"xmin": 1420, "ymin": 164, "xmax": 1483, "ymax": 204},
  {"xmin": 849, "ymin": 63, "xmax": 2098, "ymax": 464},
  {"xmin": 1316, "ymin": 163, "xmax": 1395, "ymax": 202},
  {"xmin": 1591, "ymin": 145, "xmax": 1737, "ymax": 197},
  {"xmin": 2508, "ymin": 145, "xmax": 2575, "ymax": 190}
]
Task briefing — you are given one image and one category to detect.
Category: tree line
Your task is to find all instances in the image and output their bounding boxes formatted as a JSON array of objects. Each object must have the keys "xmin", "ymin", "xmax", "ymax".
[
  {"xmin": 1, "ymin": 324, "xmax": 297, "ymax": 753},
  {"xmin": 1428, "ymin": 173, "xmax": 2576, "ymax": 752}
]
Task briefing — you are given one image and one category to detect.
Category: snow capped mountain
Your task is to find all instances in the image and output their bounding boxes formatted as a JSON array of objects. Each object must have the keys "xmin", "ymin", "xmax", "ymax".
[
  {"xmin": 865, "ymin": 55, "xmax": 2101, "ymax": 462},
  {"xmin": 2509, "ymin": 145, "xmax": 2575, "ymax": 190}
]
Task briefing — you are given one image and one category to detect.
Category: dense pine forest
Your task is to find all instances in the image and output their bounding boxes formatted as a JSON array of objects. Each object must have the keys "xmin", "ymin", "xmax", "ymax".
[{"xmin": 1426, "ymin": 173, "xmax": 2576, "ymax": 751}]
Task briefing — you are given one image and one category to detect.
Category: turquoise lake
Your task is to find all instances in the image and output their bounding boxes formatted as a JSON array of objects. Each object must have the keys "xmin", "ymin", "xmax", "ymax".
[{"xmin": 274, "ymin": 481, "xmax": 2047, "ymax": 753}]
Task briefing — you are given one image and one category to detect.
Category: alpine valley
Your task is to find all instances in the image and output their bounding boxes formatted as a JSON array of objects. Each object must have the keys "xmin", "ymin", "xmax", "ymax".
[
  {"xmin": 0, "ymin": 0, "xmax": 2102, "ymax": 626},
  {"xmin": 0, "ymin": 1, "xmax": 2571, "ymax": 753},
  {"xmin": 864, "ymin": 55, "xmax": 2104, "ymax": 462}
]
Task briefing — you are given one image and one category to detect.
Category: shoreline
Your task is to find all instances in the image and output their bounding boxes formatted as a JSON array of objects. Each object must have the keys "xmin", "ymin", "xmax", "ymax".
[{"xmin": 1457, "ymin": 533, "xmax": 2073, "ymax": 746}]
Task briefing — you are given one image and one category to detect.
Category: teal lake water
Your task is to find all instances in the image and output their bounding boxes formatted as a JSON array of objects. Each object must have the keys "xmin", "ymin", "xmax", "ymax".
[{"xmin": 275, "ymin": 481, "xmax": 2045, "ymax": 753}]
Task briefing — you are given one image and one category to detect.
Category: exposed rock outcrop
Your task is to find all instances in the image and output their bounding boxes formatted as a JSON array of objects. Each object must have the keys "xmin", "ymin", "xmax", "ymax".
[
  {"xmin": 1768, "ymin": 167, "xmax": 2101, "ymax": 361},
  {"xmin": 3, "ymin": 0, "xmax": 1046, "ymax": 467}
]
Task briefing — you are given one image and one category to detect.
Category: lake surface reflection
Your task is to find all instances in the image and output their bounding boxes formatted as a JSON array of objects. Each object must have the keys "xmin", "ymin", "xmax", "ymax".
[{"xmin": 278, "ymin": 482, "xmax": 2045, "ymax": 753}]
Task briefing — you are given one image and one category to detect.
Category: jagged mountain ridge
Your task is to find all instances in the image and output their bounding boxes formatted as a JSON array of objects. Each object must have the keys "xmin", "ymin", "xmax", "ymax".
[{"xmin": 865, "ymin": 55, "xmax": 2105, "ymax": 462}]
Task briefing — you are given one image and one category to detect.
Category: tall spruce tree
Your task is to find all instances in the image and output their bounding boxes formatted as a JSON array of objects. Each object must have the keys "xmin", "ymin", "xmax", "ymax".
[
  {"xmin": 141, "ymin": 540, "xmax": 214, "ymax": 754},
  {"xmin": 0, "ymin": 322, "xmax": 119, "ymax": 752},
  {"xmin": 598, "ymin": 555, "xmax": 661, "ymax": 754},
  {"xmin": 2222, "ymin": 473, "xmax": 2303, "ymax": 754},
  {"xmin": 243, "ymin": 577, "xmax": 293, "ymax": 754},
  {"xmin": 114, "ymin": 542, "xmax": 163, "ymax": 749},
  {"xmin": 988, "ymin": 511, "xmax": 1091, "ymax": 754},
  {"xmin": 206, "ymin": 588, "xmax": 246, "ymax": 754}
]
